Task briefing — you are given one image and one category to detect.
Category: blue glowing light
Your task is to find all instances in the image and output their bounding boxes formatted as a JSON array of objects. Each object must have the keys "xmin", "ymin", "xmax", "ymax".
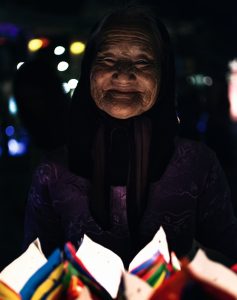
[
  {"xmin": 0, "ymin": 23, "xmax": 21, "ymax": 38},
  {"xmin": 5, "ymin": 125, "xmax": 15, "ymax": 137},
  {"xmin": 196, "ymin": 112, "xmax": 209, "ymax": 134}
]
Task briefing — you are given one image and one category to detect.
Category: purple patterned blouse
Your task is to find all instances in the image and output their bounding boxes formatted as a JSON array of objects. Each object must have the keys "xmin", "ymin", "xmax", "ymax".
[{"xmin": 23, "ymin": 137, "xmax": 237, "ymax": 264}]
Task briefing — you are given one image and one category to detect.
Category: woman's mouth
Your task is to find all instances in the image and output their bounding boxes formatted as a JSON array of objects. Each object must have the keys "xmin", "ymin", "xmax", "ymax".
[{"xmin": 106, "ymin": 89, "xmax": 141, "ymax": 99}]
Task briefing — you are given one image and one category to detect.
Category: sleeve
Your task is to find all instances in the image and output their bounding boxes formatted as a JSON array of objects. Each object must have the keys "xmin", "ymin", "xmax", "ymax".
[
  {"xmin": 196, "ymin": 150, "xmax": 237, "ymax": 261},
  {"xmin": 22, "ymin": 163, "xmax": 64, "ymax": 257}
]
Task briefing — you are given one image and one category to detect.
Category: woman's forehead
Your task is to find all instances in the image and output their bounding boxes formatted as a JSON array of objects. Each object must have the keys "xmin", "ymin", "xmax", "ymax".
[
  {"xmin": 103, "ymin": 17, "xmax": 156, "ymax": 35},
  {"xmin": 98, "ymin": 26, "xmax": 158, "ymax": 54},
  {"xmin": 103, "ymin": 27, "xmax": 154, "ymax": 41}
]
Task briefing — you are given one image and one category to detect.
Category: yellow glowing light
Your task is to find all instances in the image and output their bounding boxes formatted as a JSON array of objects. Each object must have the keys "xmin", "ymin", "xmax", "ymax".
[
  {"xmin": 70, "ymin": 41, "xmax": 85, "ymax": 55},
  {"xmin": 28, "ymin": 39, "xmax": 43, "ymax": 52}
]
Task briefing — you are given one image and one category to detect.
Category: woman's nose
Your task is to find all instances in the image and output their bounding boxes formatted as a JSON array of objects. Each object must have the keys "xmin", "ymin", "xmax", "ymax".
[{"xmin": 112, "ymin": 61, "xmax": 136, "ymax": 81}]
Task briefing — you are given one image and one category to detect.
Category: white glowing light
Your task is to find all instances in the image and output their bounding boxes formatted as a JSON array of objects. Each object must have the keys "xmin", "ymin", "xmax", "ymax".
[
  {"xmin": 62, "ymin": 82, "xmax": 70, "ymax": 93},
  {"xmin": 8, "ymin": 139, "xmax": 26, "ymax": 156},
  {"xmin": 17, "ymin": 62, "xmax": 24, "ymax": 70},
  {"xmin": 195, "ymin": 74, "xmax": 204, "ymax": 86},
  {"xmin": 177, "ymin": 115, "xmax": 181, "ymax": 124},
  {"xmin": 54, "ymin": 46, "xmax": 65, "ymax": 55},
  {"xmin": 203, "ymin": 76, "xmax": 213, "ymax": 86},
  {"xmin": 8, "ymin": 97, "xmax": 18, "ymax": 115},
  {"xmin": 187, "ymin": 74, "xmax": 213, "ymax": 87},
  {"xmin": 228, "ymin": 62, "xmax": 237, "ymax": 121},
  {"xmin": 57, "ymin": 61, "xmax": 69, "ymax": 72},
  {"xmin": 229, "ymin": 59, "xmax": 237, "ymax": 72},
  {"xmin": 68, "ymin": 79, "xmax": 78, "ymax": 89},
  {"xmin": 228, "ymin": 59, "xmax": 237, "ymax": 121}
]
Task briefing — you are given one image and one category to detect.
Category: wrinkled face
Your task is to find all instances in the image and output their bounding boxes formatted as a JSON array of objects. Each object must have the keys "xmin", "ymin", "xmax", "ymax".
[{"xmin": 90, "ymin": 26, "xmax": 160, "ymax": 119}]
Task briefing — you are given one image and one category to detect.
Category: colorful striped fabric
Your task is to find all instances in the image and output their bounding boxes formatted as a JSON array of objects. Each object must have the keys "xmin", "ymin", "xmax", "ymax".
[
  {"xmin": 5, "ymin": 238, "xmax": 181, "ymax": 299},
  {"xmin": 20, "ymin": 249, "xmax": 62, "ymax": 300},
  {"xmin": 130, "ymin": 250, "xmax": 178, "ymax": 290},
  {"xmin": 64, "ymin": 242, "xmax": 111, "ymax": 300},
  {"xmin": 31, "ymin": 263, "xmax": 64, "ymax": 300},
  {"xmin": 0, "ymin": 280, "xmax": 21, "ymax": 300}
]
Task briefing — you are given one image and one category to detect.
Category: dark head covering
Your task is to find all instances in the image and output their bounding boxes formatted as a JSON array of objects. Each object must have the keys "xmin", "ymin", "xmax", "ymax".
[{"xmin": 68, "ymin": 6, "xmax": 178, "ymax": 240}]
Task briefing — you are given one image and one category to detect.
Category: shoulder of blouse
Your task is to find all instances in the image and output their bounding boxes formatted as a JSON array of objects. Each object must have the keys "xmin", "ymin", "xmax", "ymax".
[
  {"xmin": 167, "ymin": 136, "xmax": 220, "ymax": 188},
  {"xmin": 32, "ymin": 145, "xmax": 70, "ymax": 186},
  {"xmin": 32, "ymin": 145, "xmax": 91, "ymax": 188},
  {"xmin": 174, "ymin": 136, "xmax": 217, "ymax": 164}
]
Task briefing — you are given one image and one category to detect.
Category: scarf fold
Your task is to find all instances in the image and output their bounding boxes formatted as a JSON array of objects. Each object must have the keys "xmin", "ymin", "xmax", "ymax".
[{"xmin": 90, "ymin": 116, "xmax": 152, "ymax": 239}]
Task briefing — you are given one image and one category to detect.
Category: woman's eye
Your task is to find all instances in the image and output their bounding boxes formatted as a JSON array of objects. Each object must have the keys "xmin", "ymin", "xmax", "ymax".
[
  {"xmin": 97, "ymin": 57, "xmax": 116, "ymax": 66},
  {"xmin": 135, "ymin": 60, "xmax": 150, "ymax": 67}
]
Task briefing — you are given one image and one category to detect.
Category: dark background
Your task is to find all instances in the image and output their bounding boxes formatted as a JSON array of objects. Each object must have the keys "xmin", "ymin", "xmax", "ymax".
[{"xmin": 1, "ymin": 0, "xmax": 237, "ymax": 269}]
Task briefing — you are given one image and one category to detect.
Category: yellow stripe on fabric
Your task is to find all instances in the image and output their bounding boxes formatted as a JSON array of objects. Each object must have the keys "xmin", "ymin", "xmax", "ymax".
[
  {"xmin": 0, "ymin": 281, "xmax": 21, "ymax": 300},
  {"xmin": 153, "ymin": 270, "xmax": 167, "ymax": 290},
  {"xmin": 31, "ymin": 264, "xmax": 64, "ymax": 300},
  {"xmin": 45, "ymin": 284, "xmax": 64, "ymax": 300}
]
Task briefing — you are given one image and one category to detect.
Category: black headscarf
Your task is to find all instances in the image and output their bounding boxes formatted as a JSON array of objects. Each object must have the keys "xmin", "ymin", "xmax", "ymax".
[{"xmin": 68, "ymin": 6, "xmax": 178, "ymax": 241}]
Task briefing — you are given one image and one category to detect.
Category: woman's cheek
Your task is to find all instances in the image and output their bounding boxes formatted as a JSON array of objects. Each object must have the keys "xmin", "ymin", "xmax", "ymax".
[
  {"xmin": 90, "ymin": 71, "xmax": 106, "ymax": 104},
  {"xmin": 91, "ymin": 69, "xmax": 107, "ymax": 88},
  {"xmin": 90, "ymin": 74, "xmax": 98, "ymax": 100},
  {"xmin": 90, "ymin": 69, "xmax": 98, "ymax": 85},
  {"xmin": 90, "ymin": 69, "xmax": 101, "ymax": 91}
]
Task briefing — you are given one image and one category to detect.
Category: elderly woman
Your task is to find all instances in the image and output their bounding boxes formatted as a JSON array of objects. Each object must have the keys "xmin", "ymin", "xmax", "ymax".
[{"xmin": 23, "ymin": 6, "xmax": 237, "ymax": 267}]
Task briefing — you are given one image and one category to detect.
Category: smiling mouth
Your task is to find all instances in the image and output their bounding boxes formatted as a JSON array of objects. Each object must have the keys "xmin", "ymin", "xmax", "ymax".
[{"xmin": 106, "ymin": 90, "xmax": 141, "ymax": 99}]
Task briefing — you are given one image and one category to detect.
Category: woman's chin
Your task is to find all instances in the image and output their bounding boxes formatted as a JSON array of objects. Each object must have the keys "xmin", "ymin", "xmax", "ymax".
[{"xmin": 103, "ymin": 107, "xmax": 142, "ymax": 119}]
